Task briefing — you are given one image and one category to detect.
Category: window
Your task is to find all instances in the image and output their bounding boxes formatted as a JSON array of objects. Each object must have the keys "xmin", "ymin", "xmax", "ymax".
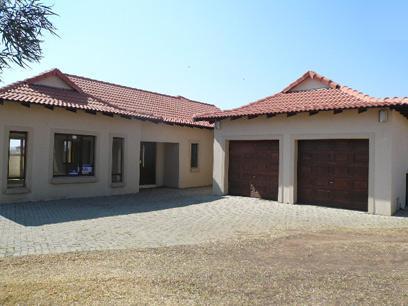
[
  {"xmin": 53, "ymin": 134, "xmax": 95, "ymax": 177},
  {"xmin": 111, "ymin": 137, "xmax": 124, "ymax": 183},
  {"xmin": 7, "ymin": 131, "xmax": 27, "ymax": 188},
  {"xmin": 190, "ymin": 143, "xmax": 199, "ymax": 168}
]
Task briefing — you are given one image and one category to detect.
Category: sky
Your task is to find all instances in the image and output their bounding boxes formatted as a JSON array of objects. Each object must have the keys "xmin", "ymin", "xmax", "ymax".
[{"xmin": 1, "ymin": 0, "xmax": 408, "ymax": 110}]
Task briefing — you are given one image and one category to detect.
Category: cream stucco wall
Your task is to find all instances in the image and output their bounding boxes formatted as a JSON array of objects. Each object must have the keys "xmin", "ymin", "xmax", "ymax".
[
  {"xmin": 141, "ymin": 121, "xmax": 213, "ymax": 188},
  {"xmin": 0, "ymin": 102, "xmax": 213, "ymax": 203},
  {"xmin": 391, "ymin": 111, "xmax": 408, "ymax": 211},
  {"xmin": 212, "ymin": 108, "xmax": 407, "ymax": 216}
]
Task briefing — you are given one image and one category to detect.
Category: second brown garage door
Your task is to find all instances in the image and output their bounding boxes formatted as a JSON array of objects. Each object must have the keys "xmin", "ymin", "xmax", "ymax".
[
  {"xmin": 228, "ymin": 140, "xmax": 279, "ymax": 200},
  {"xmin": 297, "ymin": 139, "xmax": 369, "ymax": 211}
]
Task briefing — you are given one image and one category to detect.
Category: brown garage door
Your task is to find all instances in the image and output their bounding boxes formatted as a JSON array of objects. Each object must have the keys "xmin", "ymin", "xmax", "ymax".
[
  {"xmin": 228, "ymin": 140, "xmax": 279, "ymax": 200},
  {"xmin": 297, "ymin": 139, "xmax": 369, "ymax": 211}
]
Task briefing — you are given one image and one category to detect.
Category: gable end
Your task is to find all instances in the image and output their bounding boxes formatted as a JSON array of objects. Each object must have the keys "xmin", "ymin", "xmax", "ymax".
[
  {"xmin": 32, "ymin": 76, "xmax": 74, "ymax": 90},
  {"xmin": 287, "ymin": 78, "xmax": 331, "ymax": 92}
]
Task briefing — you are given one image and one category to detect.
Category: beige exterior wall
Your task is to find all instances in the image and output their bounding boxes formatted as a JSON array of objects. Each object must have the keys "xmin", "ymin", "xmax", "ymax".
[
  {"xmin": 0, "ymin": 102, "xmax": 213, "ymax": 203},
  {"xmin": 213, "ymin": 108, "xmax": 407, "ymax": 216},
  {"xmin": 140, "ymin": 121, "xmax": 213, "ymax": 188},
  {"xmin": 391, "ymin": 111, "xmax": 408, "ymax": 211}
]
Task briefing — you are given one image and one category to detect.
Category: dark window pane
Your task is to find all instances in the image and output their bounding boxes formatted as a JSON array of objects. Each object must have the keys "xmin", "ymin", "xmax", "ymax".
[
  {"xmin": 112, "ymin": 137, "xmax": 124, "ymax": 183},
  {"xmin": 7, "ymin": 131, "xmax": 27, "ymax": 188},
  {"xmin": 80, "ymin": 136, "xmax": 95, "ymax": 175},
  {"xmin": 112, "ymin": 174, "xmax": 122, "ymax": 183},
  {"xmin": 67, "ymin": 136, "xmax": 80, "ymax": 176},
  {"xmin": 53, "ymin": 134, "xmax": 95, "ymax": 177},
  {"xmin": 191, "ymin": 143, "xmax": 198, "ymax": 168},
  {"xmin": 53, "ymin": 134, "xmax": 67, "ymax": 176}
]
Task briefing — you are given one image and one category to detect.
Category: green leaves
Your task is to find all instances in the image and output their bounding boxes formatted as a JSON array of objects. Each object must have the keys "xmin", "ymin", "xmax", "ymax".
[{"xmin": 0, "ymin": 0, "xmax": 58, "ymax": 80}]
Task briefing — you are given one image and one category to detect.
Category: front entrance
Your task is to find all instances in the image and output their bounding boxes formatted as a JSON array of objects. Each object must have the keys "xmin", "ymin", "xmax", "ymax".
[{"xmin": 140, "ymin": 142, "xmax": 156, "ymax": 185}]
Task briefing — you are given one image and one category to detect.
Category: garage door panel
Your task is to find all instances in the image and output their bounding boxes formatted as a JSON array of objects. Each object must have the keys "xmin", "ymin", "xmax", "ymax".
[
  {"xmin": 334, "ymin": 152, "xmax": 349, "ymax": 162},
  {"xmin": 250, "ymin": 181, "xmax": 275, "ymax": 199},
  {"xmin": 297, "ymin": 139, "xmax": 369, "ymax": 211},
  {"xmin": 301, "ymin": 152, "xmax": 313, "ymax": 161},
  {"xmin": 334, "ymin": 167, "xmax": 348, "ymax": 177},
  {"xmin": 315, "ymin": 190, "xmax": 331, "ymax": 203},
  {"xmin": 316, "ymin": 178, "xmax": 330, "ymax": 188},
  {"xmin": 352, "ymin": 193, "xmax": 368, "ymax": 204},
  {"xmin": 353, "ymin": 151, "xmax": 369, "ymax": 163},
  {"xmin": 353, "ymin": 180, "xmax": 368, "ymax": 191},
  {"xmin": 301, "ymin": 166, "xmax": 313, "ymax": 176},
  {"xmin": 317, "ymin": 152, "xmax": 331, "ymax": 161},
  {"xmin": 333, "ymin": 178, "xmax": 353, "ymax": 190},
  {"xmin": 228, "ymin": 140, "xmax": 279, "ymax": 200},
  {"xmin": 352, "ymin": 166, "xmax": 368, "ymax": 178},
  {"xmin": 229, "ymin": 181, "xmax": 250, "ymax": 196}
]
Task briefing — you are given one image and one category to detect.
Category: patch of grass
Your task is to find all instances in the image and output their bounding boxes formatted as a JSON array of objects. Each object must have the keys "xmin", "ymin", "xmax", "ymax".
[{"xmin": 1, "ymin": 228, "xmax": 408, "ymax": 305}]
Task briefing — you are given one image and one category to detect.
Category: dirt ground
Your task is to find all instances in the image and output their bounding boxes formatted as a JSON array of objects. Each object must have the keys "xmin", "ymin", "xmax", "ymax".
[{"xmin": 1, "ymin": 228, "xmax": 408, "ymax": 305}]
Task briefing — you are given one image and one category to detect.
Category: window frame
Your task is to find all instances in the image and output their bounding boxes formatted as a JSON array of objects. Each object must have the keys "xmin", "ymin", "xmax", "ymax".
[
  {"xmin": 53, "ymin": 133, "xmax": 96, "ymax": 178},
  {"xmin": 7, "ymin": 131, "xmax": 28, "ymax": 188},
  {"xmin": 111, "ymin": 137, "xmax": 124, "ymax": 184},
  {"xmin": 190, "ymin": 142, "xmax": 199, "ymax": 170},
  {"xmin": 2, "ymin": 126, "xmax": 32, "ymax": 194}
]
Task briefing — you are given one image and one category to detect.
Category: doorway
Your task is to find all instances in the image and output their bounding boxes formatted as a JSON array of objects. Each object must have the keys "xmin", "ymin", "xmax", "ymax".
[{"xmin": 140, "ymin": 142, "xmax": 156, "ymax": 185}]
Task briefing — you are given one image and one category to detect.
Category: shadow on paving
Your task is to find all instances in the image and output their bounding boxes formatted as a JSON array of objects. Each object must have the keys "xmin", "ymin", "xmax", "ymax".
[
  {"xmin": 0, "ymin": 187, "xmax": 222, "ymax": 226},
  {"xmin": 395, "ymin": 209, "xmax": 408, "ymax": 218}
]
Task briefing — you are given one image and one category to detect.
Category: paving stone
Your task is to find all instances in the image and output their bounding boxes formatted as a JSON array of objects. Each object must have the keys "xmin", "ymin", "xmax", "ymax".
[{"xmin": 0, "ymin": 187, "xmax": 407, "ymax": 258}]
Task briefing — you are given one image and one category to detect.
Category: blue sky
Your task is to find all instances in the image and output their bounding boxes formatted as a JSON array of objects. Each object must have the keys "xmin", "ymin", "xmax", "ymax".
[{"xmin": 2, "ymin": 0, "xmax": 407, "ymax": 109}]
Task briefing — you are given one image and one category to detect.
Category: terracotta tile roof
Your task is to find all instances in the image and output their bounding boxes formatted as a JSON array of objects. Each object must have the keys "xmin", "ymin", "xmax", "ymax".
[
  {"xmin": 65, "ymin": 73, "xmax": 219, "ymax": 127},
  {"xmin": 0, "ymin": 69, "xmax": 219, "ymax": 128},
  {"xmin": 194, "ymin": 71, "xmax": 408, "ymax": 121}
]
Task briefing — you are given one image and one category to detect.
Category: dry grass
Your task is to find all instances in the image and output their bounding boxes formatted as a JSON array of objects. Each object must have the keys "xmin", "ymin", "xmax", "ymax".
[{"xmin": 1, "ymin": 228, "xmax": 408, "ymax": 305}]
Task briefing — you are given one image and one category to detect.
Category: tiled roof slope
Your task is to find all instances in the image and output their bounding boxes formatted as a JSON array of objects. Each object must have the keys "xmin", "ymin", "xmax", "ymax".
[
  {"xmin": 65, "ymin": 73, "xmax": 218, "ymax": 127},
  {"xmin": 194, "ymin": 71, "xmax": 408, "ymax": 121},
  {"xmin": 0, "ymin": 69, "xmax": 219, "ymax": 128}
]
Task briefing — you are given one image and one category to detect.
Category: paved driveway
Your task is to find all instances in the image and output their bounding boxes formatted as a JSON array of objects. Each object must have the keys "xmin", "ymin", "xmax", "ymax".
[{"xmin": 1, "ymin": 187, "xmax": 407, "ymax": 257}]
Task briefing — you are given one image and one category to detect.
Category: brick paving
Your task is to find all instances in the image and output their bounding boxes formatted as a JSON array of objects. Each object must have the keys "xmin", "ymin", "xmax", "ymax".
[{"xmin": 0, "ymin": 187, "xmax": 407, "ymax": 257}]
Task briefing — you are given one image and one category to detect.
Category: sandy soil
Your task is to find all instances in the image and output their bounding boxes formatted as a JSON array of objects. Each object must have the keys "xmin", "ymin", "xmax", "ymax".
[{"xmin": 1, "ymin": 228, "xmax": 408, "ymax": 305}]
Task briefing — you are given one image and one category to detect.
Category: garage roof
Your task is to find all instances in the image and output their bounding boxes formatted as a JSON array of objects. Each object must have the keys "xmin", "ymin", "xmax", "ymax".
[
  {"xmin": 194, "ymin": 71, "xmax": 408, "ymax": 121},
  {"xmin": 0, "ymin": 68, "xmax": 219, "ymax": 128}
]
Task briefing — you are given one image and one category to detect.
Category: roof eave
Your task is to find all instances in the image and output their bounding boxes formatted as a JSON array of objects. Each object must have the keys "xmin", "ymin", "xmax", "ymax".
[
  {"xmin": 193, "ymin": 102, "xmax": 408, "ymax": 122},
  {"xmin": 1, "ymin": 98, "xmax": 213, "ymax": 129}
]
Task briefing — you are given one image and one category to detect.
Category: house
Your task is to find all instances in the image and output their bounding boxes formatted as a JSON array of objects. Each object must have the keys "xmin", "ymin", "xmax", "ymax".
[
  {"xmin": 1, "ymin": 69, "xmax": 407, "ymax": 216},
  {"xmin": 194, "ymin": 71, "xmax": 408, "ymax": 216},
  {"xmin": 0, "ymin": 69, "xmax": 219, "ymax": 203}
]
